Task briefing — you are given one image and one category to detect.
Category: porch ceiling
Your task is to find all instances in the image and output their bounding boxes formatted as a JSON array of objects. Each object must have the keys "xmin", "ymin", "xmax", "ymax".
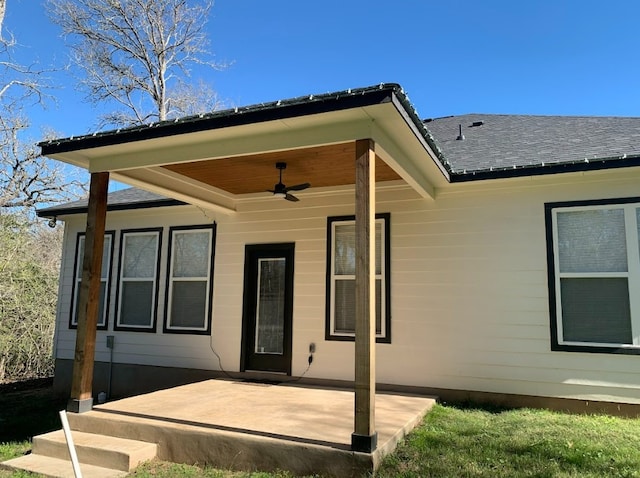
[
  {"xmin": 162, "ymin": 143, "xmax": 401, "ymax": 195},
  {"xmin": 40, "ymin": 85, "xmax": 449, "ymax": 213}
]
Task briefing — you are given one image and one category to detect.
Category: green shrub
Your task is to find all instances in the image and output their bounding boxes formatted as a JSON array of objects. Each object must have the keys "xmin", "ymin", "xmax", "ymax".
[{"xmin": 0, "ymin": 214, "xmax": 61, "ymax": 383}]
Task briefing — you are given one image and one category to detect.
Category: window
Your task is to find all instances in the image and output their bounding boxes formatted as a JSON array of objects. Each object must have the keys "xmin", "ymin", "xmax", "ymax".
[
  {"xmin": 547, "ymin": 198, "xmax": 640, "ymax": 353},
  {"xmin": 115, "ymin": 229, "xmax": 162, "ymax": 331},
  {"xmin": 165, "ymin": 224, "xmax": 216, "ymax": 333},
  {"xmin": 325, "ymin": 213, "xmax": 390, "ymax": 343},
  {"xmin": 70, "ymin": 232, "xmax": 114, "ymax": 329}
]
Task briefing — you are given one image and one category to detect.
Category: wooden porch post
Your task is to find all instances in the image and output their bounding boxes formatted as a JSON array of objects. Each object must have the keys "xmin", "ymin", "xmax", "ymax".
[
  {"xmin": 68, "ymin": 172, "xmax": 109, "ymax": 413},
  {"xmin": 351, "ymin": 138, "xmax": 377, "ymax": 452}
]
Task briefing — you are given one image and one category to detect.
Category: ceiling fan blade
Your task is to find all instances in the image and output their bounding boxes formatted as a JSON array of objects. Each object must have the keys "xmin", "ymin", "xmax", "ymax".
[
  {"xmin": 284, "ymin": 182, "xmax": 310, "ymax": 192},
  {"xmin": 285, "ymin": 193, "xmax": 299, "ymax": 202}
]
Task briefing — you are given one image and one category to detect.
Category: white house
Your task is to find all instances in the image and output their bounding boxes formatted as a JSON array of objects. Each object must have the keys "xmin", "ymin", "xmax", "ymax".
[{"xmin": 38, "ymin": 84, "xmax": 640, "ymax": 419}]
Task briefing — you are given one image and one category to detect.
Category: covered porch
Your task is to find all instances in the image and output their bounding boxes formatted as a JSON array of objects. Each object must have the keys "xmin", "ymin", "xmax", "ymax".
[{"xmin": 39, "ymin": 84, "xmax": 446, "ymax": 458}]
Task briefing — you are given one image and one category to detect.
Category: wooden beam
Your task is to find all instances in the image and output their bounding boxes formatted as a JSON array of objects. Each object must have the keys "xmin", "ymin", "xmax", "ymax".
[
  {"xmin": 68, "ymin": 172, "xmax": 109, "ymax": 413},
  {"xmin": 351, "ymin": 138, "xmax": 377, "ymax": 452}
]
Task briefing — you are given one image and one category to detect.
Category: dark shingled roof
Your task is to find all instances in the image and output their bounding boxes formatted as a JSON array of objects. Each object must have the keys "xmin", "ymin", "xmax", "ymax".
[
  {"xmin": 426, "ymin": 114, "xmax": 640, "ymax": 180},
  {"xmin": 37, "ymin": 187, "xmax": 185, "ymax": 218}
]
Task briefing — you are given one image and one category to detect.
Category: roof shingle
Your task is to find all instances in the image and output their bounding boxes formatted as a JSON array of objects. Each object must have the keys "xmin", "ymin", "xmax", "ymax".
[
  {"xmin": 424, "ymin": 114, "xmax": 640, "ymax": 175},
  {"xmin": 37, "ymin": 187, "xmax": 185, "ymax": 217}
]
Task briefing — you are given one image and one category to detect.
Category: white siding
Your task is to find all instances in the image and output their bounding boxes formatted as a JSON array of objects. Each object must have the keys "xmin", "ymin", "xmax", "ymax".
[{"xmin": 55, "ymin": 168, "xmax": 640, "ymax": 404}]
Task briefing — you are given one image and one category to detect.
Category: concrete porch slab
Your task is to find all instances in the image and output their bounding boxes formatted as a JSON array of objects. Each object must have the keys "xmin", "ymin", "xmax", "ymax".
[{"xmin": 67, "ymin": 379, "xmax": 436, "ymax": 477}]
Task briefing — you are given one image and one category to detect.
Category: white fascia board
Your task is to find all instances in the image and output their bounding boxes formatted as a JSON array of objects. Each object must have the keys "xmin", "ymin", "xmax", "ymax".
[
  {"xmin": 45, "ymin": 150, "xmax": 91, "ymax": 170},
  {"xmin": 371, "ymin": 123, "xmax": 435, "ymax": 199},
  {"xmin": 87, "ymin": 116, "xmax": 376, "ymax": 173},
  {"xmin": 388, "ymin": 95, "xmax": 451, "ymax": 182}
]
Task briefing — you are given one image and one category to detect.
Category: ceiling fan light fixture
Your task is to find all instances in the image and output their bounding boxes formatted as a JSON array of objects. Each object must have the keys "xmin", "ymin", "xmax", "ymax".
[{"xmin": 267, "ymin": 162, "xmax": 310, "ymax": 201}]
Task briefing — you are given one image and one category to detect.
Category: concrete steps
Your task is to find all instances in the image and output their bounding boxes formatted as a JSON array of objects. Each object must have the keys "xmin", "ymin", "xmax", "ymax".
[
  {"xmin": 1, "ymin": 429, "xmax": 157, "ymax": 477},
  {"xmin": 1, "ymin": 454, "xmax": 127, "ymax": 478}
]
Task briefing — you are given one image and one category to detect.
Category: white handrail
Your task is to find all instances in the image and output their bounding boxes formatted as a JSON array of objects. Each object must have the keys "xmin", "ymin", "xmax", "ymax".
[{"xmin": 59, "ymin": 410, "xmax": 83, "ymax": 478}]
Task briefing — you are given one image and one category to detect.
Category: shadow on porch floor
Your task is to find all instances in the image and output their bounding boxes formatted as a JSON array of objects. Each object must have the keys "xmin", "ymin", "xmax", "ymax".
[{"xmin": 69, "ymin": 378, "xmax": 436, "ymax": 477}]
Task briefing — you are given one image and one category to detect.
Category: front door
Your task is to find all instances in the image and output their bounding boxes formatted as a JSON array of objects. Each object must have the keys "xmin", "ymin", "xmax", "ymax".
[{"xmin": 241, "ymin": 243, "xmax": 294, "ymax": 375}]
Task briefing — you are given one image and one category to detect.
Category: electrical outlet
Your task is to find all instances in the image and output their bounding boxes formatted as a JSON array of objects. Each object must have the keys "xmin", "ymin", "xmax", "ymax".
[
  {"xmin": 106, "ymin": 335, "xmax": 114, "ymax": 349},
  {"xmin": 309, "ymin": 342, "xmax": 316, "ymax": 354}
]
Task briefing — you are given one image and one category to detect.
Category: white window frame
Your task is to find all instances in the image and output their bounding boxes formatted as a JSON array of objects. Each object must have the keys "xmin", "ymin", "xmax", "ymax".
[
  {"xmin": 70, "ymin": 232, "xmax": 114, "ymax": 329},
  {"xmin": 165, "ymin": 225, "xmax": 215, "ymax": 334},
  {"xmin": 115, "ymin": 229, "xmax": 161, "ymax": 331},
  {"xmin": 549, "ymin": 200, "xmax": 640, "ymax": 352},
  {"xmin": 326, "ymin": 214, "xmax": 390, "ymax": 343}
]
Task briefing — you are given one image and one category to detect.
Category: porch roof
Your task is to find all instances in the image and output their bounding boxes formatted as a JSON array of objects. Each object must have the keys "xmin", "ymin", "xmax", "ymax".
[
  {"xmin": 40, "ymin": 84, "xmax": 448, "ymax": 214},
  {"xmin": 37, "ymin": 187, "xmax": 186, "ymax": 217}
]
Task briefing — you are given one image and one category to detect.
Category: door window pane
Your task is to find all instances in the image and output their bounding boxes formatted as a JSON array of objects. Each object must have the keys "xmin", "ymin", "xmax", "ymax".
[{"xmin": 254, "ymin": 258, "xmax": 285, "ymax": 354}]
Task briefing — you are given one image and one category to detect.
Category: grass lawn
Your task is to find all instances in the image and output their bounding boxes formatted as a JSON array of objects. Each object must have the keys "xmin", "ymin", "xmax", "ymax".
[
  {"xmin": 376, "ymin": 404, "xmax": 640, "ymax": 477},
  {"xmin": 2, "ymin": 382, "xmax": 640, "ymax": 477}
]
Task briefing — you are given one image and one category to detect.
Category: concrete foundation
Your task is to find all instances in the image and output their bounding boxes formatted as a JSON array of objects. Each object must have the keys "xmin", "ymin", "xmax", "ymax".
[{"xmin": 53, "ymin": 358, "xmax": 640, "ymax": 418}]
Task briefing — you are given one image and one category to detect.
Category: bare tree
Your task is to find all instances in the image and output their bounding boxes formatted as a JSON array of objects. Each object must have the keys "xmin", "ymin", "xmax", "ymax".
[
  {"xmin": 0, "ymin": 110, "xmax": 86, "ymax": 215},
  {"xmin": 0, "ymin": 0, "xmax": 49, "ymax": 108},
  {"xmin": 47, "ymin": 0, "xmax": 226, "ymax": 128},
  {"xmin": 0, "ymin": 1, "xmax": 84, "ymax": 216}
]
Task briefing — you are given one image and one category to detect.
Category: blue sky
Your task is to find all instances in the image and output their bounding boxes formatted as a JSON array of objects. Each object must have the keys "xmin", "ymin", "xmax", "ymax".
[{"xmin": 5, "ymin": 0, "xmax": 640, "ymax": 141}]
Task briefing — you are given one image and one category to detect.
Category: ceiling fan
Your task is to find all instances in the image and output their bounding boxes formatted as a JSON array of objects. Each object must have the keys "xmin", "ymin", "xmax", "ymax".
[{"xmin": 268, "ymin": 162, "xmax": 310, "ymax": 202}]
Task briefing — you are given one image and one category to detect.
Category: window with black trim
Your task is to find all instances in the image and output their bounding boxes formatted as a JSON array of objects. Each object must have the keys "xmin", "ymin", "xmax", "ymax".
[
  {"xmin": 164, "ymin": 224, "xmax": 216, "ymax": 334},
  {"xmin": 115, "ymin": 228, "xmax": 162, "ymax": 331},
  {"xmin": 70, "ymin": 231, "xmax": 115, "ymax": 330},
  {"xmin": 325, "ymin": 213, "xmax": 390, "ymax": 343},
  {"xmin": 547, "ymin": 198, "xmax": 640, "ymax": 354}
]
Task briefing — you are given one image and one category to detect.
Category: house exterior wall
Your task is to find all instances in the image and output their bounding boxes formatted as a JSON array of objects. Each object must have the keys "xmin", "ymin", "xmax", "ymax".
[{"xmin": 53, "ymin": 168, "xmax": 640, "ymax": 406}]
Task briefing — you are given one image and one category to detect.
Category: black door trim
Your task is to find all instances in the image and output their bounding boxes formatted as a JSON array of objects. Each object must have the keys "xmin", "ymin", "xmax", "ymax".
[{"xmin": 240, "ymin": 243, "xmax": 295, "ymax": 375}]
